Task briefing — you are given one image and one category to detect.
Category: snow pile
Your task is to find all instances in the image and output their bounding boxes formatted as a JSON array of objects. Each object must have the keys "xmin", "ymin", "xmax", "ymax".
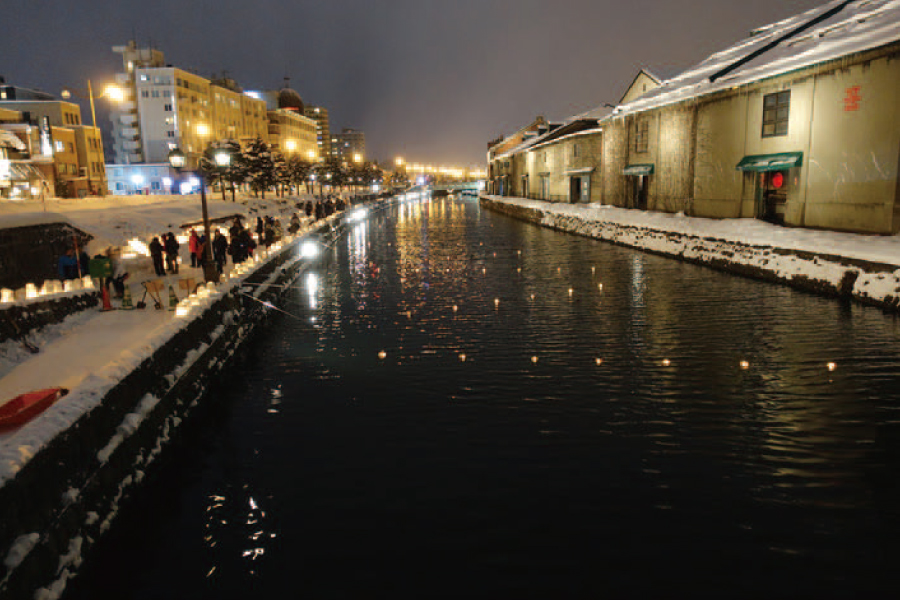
[{"xmin": 3, "ymin": 532, "xmax": 39, "ymax": 570}]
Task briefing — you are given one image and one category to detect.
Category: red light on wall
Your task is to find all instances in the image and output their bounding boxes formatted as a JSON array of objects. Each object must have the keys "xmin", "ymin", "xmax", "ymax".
[
  {"xmin": 844, "ymin": 86, "xmax": 861, "ymax": 111},
  {"xmin": 771, "ymin": 172, "xmax": 784, "ymax": 189}
]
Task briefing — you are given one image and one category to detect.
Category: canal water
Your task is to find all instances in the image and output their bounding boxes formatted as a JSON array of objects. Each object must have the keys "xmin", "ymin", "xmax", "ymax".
[{"xmin": 66, "ymin": 195, "xmax": 900, "ymax": 599}]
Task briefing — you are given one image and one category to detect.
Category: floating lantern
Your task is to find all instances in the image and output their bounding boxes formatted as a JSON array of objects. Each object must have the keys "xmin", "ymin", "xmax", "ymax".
[
  {"xmin": 25, "ymin": 283, "xmax": 38, "ymax": 299},
  {"xmin": 63, "ymin": 280, "xmax": 74, "ymax": 293},
  {"xmin": 661, "ymin": 359, "xmax": 671, "ymax": 367},
  {"xmin": 1, "ymin": 288, "xmax": 14, "ymax": 303},
  {"xmin": 568, "ymin": 288, "xmax": 574, "ymax": 296},
  {"xmin": 452, "ymin": 305, "xmax": 458, "ymax": 312},
  {"xmin": 175, "ymin": 305, "xmax": 190, "ymax": 317},
  {"xmin": 740, "ymin": 360, "xmax": 750, "ymax": 370},
  {"xmin": 531, "ymin": 356, "xmax": 539, "ymax": 364},
  {"xmin": 517, "ymin": 250, "xmax": 521, "ymax": 256},
  {"xmin": 494, "ymin": 298, "xmax": 500, "ymax": 307},
  {"xmin": 459, "ymin": 354, "xmax": 467, "ymax": 362},
  {"xmin": 482, "ymin": 268, "xmax": 486, "ymax": 275},
  {"xmin": 530, "ymin": 294, "xmax": 535, "ymax": 300},
  {"xmin": 595, "ymin": 358, "xmax": 604, "ymax": 366},
  {"xmin": 592, "ymin": 267, "xmax": 596, "ymax": 275},
  {"xmin": 598, "ymin": 284, "xmax": 603, "ymax": 291},
  {"xmin": 517, "ymin": 268, "xmax": 521, "ymax": 273},
  {"xmin": 378, "ymin": 351, "xmax": 387, "ymax": 360},
  {"xmin": 82, "ymin": 276, "xmax": 94, "ymax": 289},
  {"xmin": 827, "ymin": 362, "xmax": 837, "ymax": 372}
]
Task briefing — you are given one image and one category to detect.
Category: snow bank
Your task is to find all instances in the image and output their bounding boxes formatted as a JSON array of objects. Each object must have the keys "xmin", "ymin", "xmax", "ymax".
[{"xmin": 482, "ymin": 195, "xmax": 900, "ymax": 311}]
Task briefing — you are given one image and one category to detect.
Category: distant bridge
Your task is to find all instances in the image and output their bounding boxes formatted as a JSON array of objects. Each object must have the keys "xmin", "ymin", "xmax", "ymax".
[{"xmin": 430, "ymin": 181, "xmax": 484, "ymax": 194}]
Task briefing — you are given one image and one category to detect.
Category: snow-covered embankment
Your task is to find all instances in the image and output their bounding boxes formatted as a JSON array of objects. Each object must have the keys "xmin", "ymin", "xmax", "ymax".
[{"xmin": 480, "ymin": 195, "xmax": 900, "ymax": 312}]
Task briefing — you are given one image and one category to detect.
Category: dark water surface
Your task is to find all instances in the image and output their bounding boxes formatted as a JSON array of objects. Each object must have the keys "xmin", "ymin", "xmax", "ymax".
[{"xmin": 65, "ymin": 196, "xmax": 900, "ymax": 599}]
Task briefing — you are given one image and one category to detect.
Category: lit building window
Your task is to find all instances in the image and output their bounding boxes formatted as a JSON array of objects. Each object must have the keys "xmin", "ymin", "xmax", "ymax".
[
  {"xmin": 762, "ymin": 90, "xmax": 790, "ymax": 138},
  {"xmin": 635, "ymin": 121, "xmax": 649, "ymax": 153}
]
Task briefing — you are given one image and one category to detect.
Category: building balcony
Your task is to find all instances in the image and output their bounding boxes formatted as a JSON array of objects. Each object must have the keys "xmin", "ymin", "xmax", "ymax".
[
  {"xmin": 119, "ymin": 127, "xmax": 140, "ymax": 138},
  {"xmin": 122, "ymin": 140, "xmax": 142, "ymax": 151},
  {"xmin": 119, "ymin": 114, "xmax": 137, "ymax": 126}
]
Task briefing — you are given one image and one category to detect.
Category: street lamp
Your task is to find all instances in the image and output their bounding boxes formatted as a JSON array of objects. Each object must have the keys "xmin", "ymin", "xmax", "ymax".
[{"xmin": 168, "ymin": 147, "xmax": 220, "ymax": 283}]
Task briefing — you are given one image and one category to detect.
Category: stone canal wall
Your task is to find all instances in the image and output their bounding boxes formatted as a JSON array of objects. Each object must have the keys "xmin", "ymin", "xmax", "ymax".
[
  {"xmin": 480, "ymin": 195, "xmax": 900, "ymax": 313},
  {"xmin": 0, "ymin": 213, "xmax": 352, "ymax": 600}
]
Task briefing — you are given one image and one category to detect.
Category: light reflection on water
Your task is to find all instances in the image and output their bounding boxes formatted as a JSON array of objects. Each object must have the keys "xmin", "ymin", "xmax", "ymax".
[{"xmin": 65, "ymin": 194, "xmax": 900, "ymax": 599}]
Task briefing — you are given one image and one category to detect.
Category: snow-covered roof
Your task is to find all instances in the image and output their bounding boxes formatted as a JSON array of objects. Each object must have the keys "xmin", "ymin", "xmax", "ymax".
[
  {"xmin": 586, "ymin": 0, "xmax": 900, "ymax": 120},
  {"xmin": 0, "ymin": 212, "xmax": 78, "ymax": 230}
]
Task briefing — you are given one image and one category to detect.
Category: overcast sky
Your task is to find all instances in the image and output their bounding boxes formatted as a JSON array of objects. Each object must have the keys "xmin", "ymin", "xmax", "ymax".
[{"xmin": 2, "ymin": 0, "xmax": 826, "ymax": 166}]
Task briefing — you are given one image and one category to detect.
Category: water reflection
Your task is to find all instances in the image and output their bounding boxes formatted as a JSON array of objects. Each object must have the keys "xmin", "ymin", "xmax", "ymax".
[{"xmin": 65, "ymin": 194, "xmax": 900, "ymax": 599}]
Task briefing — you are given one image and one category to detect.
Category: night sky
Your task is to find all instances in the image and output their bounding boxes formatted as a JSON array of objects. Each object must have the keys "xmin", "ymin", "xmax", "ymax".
[{"xmin": 2, "ymin": 0, "xmax": 825, "ymax": 166}]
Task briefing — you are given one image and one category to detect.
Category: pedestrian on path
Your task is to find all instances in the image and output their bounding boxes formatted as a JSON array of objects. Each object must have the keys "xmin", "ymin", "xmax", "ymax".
[
  {"xmin": 149, "ymin": 237, "xmax": 165, "ymax": 276},
  {"xmin": 213, "ymin": 230, "xmax": 228, "ymax": 272},
  {"xmin": 188, "ymin": 229, "xmax": 200, "ymax": 268},
  {"xmin": 164, "ymin": 232, "xmax": 180, "ymax": 274}
]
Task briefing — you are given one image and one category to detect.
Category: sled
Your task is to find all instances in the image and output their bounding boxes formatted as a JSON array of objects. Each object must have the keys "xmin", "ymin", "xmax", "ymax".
[{"xmin": 0, "ymin": 388, "xmax": 69, "ymax": 432}]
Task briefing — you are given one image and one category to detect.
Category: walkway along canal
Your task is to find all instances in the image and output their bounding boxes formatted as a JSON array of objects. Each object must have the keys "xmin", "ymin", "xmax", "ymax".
[{"xmin": 64, "ymin": 193, "xmax": 900, "ymax": 598}]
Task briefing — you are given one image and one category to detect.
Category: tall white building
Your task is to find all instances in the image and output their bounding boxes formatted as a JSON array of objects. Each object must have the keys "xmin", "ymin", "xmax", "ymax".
[{"xmin": 108, "ymin": 41, "xmax": 268, "ymax": 167}]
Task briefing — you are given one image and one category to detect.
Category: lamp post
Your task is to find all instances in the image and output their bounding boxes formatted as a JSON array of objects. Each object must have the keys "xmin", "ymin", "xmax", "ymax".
[
  {"xmin": 61, "ymin": 82, "xmax": 123, "ymax": 196},
  {"xmin": 168, "ymin": 147, "xmax": 224, "ymax": 283}
]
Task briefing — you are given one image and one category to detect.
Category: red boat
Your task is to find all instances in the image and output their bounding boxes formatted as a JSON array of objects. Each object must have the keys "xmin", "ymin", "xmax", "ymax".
[{"xmin": 0, "ymin": 388, "xmax": 69, "ymax": 432}]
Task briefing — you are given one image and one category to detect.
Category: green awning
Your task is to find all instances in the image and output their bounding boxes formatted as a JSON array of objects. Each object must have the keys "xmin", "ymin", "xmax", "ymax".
[
  {"xmin": 736, "ymin": 152, "xmax": 803, "ymax": 172},
  {"xmin": 623, "ymin": 164, "xmax": 654, "ymax": 176}
]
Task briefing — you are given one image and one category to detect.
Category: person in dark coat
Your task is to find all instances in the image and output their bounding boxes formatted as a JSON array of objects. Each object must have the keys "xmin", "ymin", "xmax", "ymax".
[
  {"xmin": 57, "ymin": 247, "xmax": 79, "ymax": 280},
  {"xmin": 149, "ymin": 237, "xmax": 165, "ymax": 276},
  {"xmin": 164, "ymin": 232, "xmax": 180, "ymax": 274},
  {"xmin": 304, "ymin": 201, "xmax": 313, "ymax": 217},
  {"xmin": 315, "ymin": 201, "xmax": 325, "ymax": 220},
  {"xmin": 212, "ymin": 231, "xmax": 228, "ymax": 272},
  {"xmin": 229, "ymin": 217, "xmax": 243, "ymax": 240},
  {"xmin": 256, "ymin": 217, "xmax": 264, "ymax": 239}
]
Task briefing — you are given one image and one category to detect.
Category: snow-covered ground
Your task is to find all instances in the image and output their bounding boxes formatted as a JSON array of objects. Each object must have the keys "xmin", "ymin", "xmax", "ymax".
[
  {"xmin": 0, "ymin": 193, "xmax": 337, "ymax": 481},
  {"xmin": 482, "ymin": 195, "xmax": 900, "ymax": 308}
]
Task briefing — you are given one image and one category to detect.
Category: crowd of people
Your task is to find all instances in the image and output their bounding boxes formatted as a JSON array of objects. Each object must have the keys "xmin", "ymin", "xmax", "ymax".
[{"xmin": 55, "ymin": 197, "xmax": 349, "ymax": 302}]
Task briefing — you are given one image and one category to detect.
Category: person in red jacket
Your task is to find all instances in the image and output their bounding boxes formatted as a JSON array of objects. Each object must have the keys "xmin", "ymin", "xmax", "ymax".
[{"xmin": 188, "ymin": 229, "xmax": 200, "ymax": 268}]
